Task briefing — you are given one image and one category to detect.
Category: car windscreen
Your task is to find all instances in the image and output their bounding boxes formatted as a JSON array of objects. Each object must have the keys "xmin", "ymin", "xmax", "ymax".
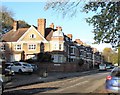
[
  {"xmin": 99, "ymin": 64, "xmax": 106, "ymax": 66},
  {"xmin": 5, "ymin": 63, "xmax": 12, "ymax": 68},
  {"xmin": 23, "ymin": 64, "xmax": 31, "ymax": 67}
]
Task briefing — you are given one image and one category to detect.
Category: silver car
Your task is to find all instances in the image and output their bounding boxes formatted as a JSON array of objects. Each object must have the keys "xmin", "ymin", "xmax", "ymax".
[{"xmin": 8, "ymin": 62, "xmax": 33, "ymax": 74}]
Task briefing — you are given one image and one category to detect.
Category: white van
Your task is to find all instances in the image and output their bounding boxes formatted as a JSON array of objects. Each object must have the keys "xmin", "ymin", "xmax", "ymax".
[{"xmin": 99, "ymin": 64, "xmax": 107, "ymax": 71}]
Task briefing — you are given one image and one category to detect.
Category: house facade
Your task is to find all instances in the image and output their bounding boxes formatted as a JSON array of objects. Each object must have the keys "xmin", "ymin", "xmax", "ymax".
[
  {"xmin": 92, "ymin": 48, "xmax": 104, "ymax": 68},
  {"xmin": 1, "ymin": 19, "xmax": 48, "ymax": 62},
  {"xmin": 1, "ymin": 18, "xmax": 103, "ymax": 69}
]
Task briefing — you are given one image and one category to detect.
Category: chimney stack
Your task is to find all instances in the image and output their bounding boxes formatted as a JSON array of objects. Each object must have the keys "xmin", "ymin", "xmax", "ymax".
[
  {"xmin": 49, "ymin": 23, "xmax": 54, "ymax": 29},
  {"xmin": 56, "ymin": 26, "xmax": 62, "ymax": 31},
  {"xmin": 38, "ymin": 18, "xmax": 46, "ymax": 37},
  {"xmin": 13, "ymin": 21, "xmax": 18, "ymax": 31},
  {"xmin": 67, "ymin": 34, "xmax": 72, "ymax": 40},
  {"xmin": 75, "ymin": 39, "xmax": 83, "ymax": 45}
]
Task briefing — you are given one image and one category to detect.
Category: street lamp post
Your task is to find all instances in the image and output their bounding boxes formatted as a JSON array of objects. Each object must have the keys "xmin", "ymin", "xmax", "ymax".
[
  {"xmin": 93, "ymin": 52, "xmax": 95, "ymax": 69},
  {"xmin": 118, "ymin": 46, "xmax": 120, "ymax": 66},
  {"xmin": 118, "ymin": 34, "xmax": 120, "ymax": 66}
]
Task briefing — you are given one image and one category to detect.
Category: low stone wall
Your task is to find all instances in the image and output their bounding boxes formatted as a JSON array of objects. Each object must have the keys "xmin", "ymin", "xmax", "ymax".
[{"xmin": 35, "ymin": 62, "xmax": 90, "ymax": 72}]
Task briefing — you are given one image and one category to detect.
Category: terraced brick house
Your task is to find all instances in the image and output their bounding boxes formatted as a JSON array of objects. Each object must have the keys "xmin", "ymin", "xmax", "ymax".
[
  {"xmin": 85, "ymin": 46, "xmax": 93, "ymax": 69},
  {"xmin": 45, "ymin": 25, "xmax": 79, "ymax": 63},
  {"xmin": 93, "ymin": 48, "xmax": 104, "ymax": 68}
]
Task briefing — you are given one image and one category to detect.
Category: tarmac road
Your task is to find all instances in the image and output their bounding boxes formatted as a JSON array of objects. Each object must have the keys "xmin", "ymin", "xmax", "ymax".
[{"xmin": 3, "ymin": 70, "xmax": 110, "ymax": 95}]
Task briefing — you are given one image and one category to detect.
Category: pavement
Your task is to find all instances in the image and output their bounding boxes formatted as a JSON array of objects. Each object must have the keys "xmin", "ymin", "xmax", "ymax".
[{"xmin": 4, "ymin": 69, "xmax": 99, "ymax": 89}]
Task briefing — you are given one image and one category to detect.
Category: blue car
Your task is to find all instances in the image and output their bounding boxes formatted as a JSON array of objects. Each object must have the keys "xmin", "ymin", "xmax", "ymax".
[{"xmin": 105, "ymin": 66, "xmax": 120, "ymax": 93}]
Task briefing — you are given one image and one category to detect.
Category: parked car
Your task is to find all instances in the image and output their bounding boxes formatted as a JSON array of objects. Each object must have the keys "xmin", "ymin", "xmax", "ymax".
[
  {"xmin": 99, "ymin": 64, "xmax": 107, "ymax": 71},
  {"xmin": 106, "ymin": 64, "xmax": 115, "ymax": 69},
  {"xmin": 4, "ymin": 68, "xmax": 15, "ymax": 76},
  {"xmin": 5, "ymin": 62, "xmax": 13, "ymax": 68},
  {"xmin": 0, "ymin": 77, "xmax": 3, "ymax": 95},
  {"xmin": 105, "ymin": 66, "xmax": 120, "ymax": 93},
  {"xmin": 8, "ymin": 62, "xmax": 33, "ymax": 74},
  {"xmin": 106, "ymin": 65, "xmax": 111, "ymax": 69},
  {"xmin": 111, "ymin": 65, "xmax": 115, "ymax": 69},
  {"xmin": 30, "ymin": 64, "xmax": 38, "ymax": 71}
]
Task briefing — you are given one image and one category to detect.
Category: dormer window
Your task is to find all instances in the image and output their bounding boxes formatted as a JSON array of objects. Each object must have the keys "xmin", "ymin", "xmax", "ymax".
[{"xmin": 30, "ymin": 34, "xmax": 36, "ymax": 38}]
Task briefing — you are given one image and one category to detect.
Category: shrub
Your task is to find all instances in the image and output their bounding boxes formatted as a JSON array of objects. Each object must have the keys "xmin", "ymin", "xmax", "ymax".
[{"xmin": 78, "ymin": 59, "xmax": 84, "ymax": 66}]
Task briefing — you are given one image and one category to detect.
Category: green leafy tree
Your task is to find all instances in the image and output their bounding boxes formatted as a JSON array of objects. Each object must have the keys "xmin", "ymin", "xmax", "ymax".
[
  {"xmin": 0, "ymin": 6, "xmax": 14, "ymax": 34},
  {"xmin": 102, "ymin": 48, "xmax": 118, "ymax": 64},
  {"xmin": 37, "ymin": 52, "xmax": 53, "ymax": 62},
  {"xmin": 45, "ymin": 1, "xmax": 120, "ymax": 64},
  {"xmin": 0, "ymin": 6, "xmax": 30, "ymax": 34},
  {"xmin": 45, "ymin": 1, "xmax": 120, "ymax": 45},
  {"xmin": 78, "ymin": 59, "xmax": 84, "ymax": 66},
  {"xmin": 18, "ymin": 20, "xmax": 30, "ymax": 28}
]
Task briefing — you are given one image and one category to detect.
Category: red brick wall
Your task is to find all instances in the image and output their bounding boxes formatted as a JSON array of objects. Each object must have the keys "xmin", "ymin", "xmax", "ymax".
[{"xmin": 36, "ymin": 62, "xmax": 89, "ymax": 72}]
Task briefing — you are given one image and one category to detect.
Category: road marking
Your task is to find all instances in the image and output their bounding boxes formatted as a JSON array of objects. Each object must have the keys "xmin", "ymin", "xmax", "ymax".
[
  {"xmin": 58, "ymin": 77, "xmax": 84, "ymax": 86},
  {"xmin": 52, "ymin": 80, "xmax": 89, "ymax": 93},
  {"xmin": 45, "ymin": 77, "xmax": 85, "ymax": 87}
]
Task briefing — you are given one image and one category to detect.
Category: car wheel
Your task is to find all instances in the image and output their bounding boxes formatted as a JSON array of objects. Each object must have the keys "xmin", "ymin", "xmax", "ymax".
[
  {"xmin": 19, "ymin": 69, "xmax": 23, "ymax": 74},
  {"xmin": 2, "ymin": 84, "xmax": 4, "ymax": 94},
  {"xmin": 28, "ymin": 72, "xmax": 32, "ymax": 75}
]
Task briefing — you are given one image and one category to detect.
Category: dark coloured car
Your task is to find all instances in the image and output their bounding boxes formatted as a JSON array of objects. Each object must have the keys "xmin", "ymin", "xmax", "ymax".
[
  {"xmin": 5, "ymin": 68, "xmax": 15, "ymax": 76},
  {"xmin": 0, "ymin": 77, "xmax": 3, "ymax": 95},
  {"xmin": 105, "ymin": 66, "xmax": 120, "ymax": 93},
  {"xmin": 30, "ymin": 64, "xmax": 38, "ymax": 71},
  {"xmin": 5, "ymin": 62, "xmax": 13, "ymax": 68}
]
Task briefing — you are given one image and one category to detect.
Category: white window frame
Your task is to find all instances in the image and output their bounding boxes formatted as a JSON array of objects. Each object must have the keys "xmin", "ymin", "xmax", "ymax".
[
  {"xmin": 30, "ymin": 34, "xmax": 36, "ymax": 38},
  {"xmin": 53, "ymin": 55, "xmax": 58, "ymax": 63},
  {"xmin": 54, "ymin": 43, "xmax": 58, "ymax": 50},
  {"xmin": 58, "ymin": 55, "xmax": 63, "ymax": 63},
  {"xmin": 64, "ymin": 46, "xmax": 66, "ymax": 52},
  {"xmin": 70, "ymin": 46, "xmax": 75, "ymax": 54},
  {"xmin": 15, "ymin": 44, "xmax": 22, "ymax": 50},
  {"xmin": 1, "ymin": 44, "xmax": 5, "ymax": 51},
  {"xmin": 54, "ymin": 44, "xmax": 57, "ymax": 50},
  {"xmin": 59, "ymin": 44, "xmax": 62, "ymax": 50},
  {"xmin": 28, "ymin": 44, "xmax": 36, "ymax": 51}
]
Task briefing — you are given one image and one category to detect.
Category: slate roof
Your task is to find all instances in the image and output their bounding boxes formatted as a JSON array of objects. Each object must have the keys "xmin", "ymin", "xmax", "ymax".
[
  {"xmin": 2, "ymin": 28, "xmax": 29, "ymax": 42},
  {"xmin": 45, "ymin": 28, "xmax": 57, "ymax": 41},
  {"xmin": 2, "ymin": 26, "xmax": 57, "ymax": 42}
]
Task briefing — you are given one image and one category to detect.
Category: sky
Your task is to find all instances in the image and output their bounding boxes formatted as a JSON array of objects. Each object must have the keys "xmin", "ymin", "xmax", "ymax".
[{"xmin": 1, "ymin": 1, "xmax": 112, "ymax": 52}]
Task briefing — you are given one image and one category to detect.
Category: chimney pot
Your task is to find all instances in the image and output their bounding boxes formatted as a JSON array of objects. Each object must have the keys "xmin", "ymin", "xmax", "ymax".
[
  {"xmin": 67, "ymin": 34, "xmax": 72, "ymax": 40},
  {"xmin": 75, "ymin": 39, "xmax": 83, "ymax": 45},
  {"xmin": 49, "ymin": 23, "xmax": 54, "ymax": 29},
  {"xmin": 56, "ymin": 26, "xmax": 62, "ymax": 31}
]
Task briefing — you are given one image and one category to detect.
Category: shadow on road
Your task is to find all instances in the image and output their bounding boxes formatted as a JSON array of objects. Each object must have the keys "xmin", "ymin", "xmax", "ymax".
[
  {"xmin": 3, "ymin": 87, "xmax": 59, "ymax": 95},
  {"xmin": 3, "ymin": 69, "xmax": 112, "ymax": 95}
]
